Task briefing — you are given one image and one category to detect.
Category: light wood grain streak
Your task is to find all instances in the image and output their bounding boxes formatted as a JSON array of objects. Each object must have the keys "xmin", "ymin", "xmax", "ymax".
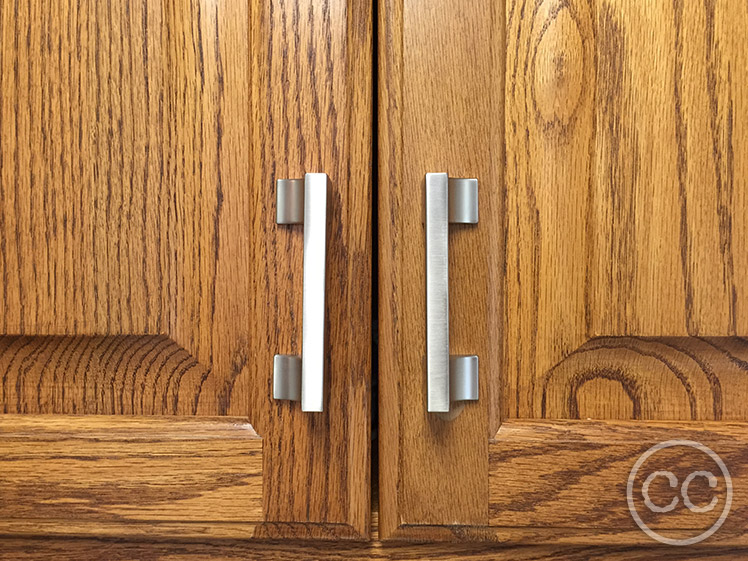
[{"xmin": 0, "ymin": 415, "xmax": 263, "ymax": 539}]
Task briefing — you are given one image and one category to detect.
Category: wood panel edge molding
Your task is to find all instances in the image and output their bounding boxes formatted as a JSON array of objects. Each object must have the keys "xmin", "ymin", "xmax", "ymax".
[
  {"xmin": 382, "ymin": 419, "xmax": 748, "ymax": 544},
  {"xmin": 5, "ymin": 537, "xmax": 746, "ymax": 561},
  {"xmin": 0, "ymin": 415, "xmax": 263, "ymax": 540},
  {"xmin": 491, "ymin": 419, "xmax": 748, "ymax": 442},
  {"xmin": 487, "ymin": 419, "xmax": 748, "ymax": 546},
  {"xmin": 380, "ymin": 524, "xmax": 748, "ymax": 547}
]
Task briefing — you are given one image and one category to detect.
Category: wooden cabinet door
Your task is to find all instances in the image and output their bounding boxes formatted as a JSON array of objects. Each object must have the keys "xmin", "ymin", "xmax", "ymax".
[
  {"xmin": 378, "ymin": 0, "xmax": 748, "ymax": 546},
  {"xmin": 0, "ymin": 0, "xmax": 371, "ymax": 540}
]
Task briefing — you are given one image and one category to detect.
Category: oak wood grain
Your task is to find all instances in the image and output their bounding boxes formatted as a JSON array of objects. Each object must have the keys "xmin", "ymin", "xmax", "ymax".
[
  {"xmin": 2, "ymin": 538, "xmax": 743, "ymax": 561},
  {"xmin": 0, "ymin": 415, "xmax": 262, "ymax": 539},
  {"xmin": 489, "ymin": 419, "xmax": 748, "ymax": 546},
  {"xmin": 1, "ymin": 0, "xmax": 372, "ymax": 539},
  {"xmin": 0, "ymin": 0, "xmax": 250, "ymax": 416},
  {"xmin": 380, "ymin": 0, "xmax": 748, "ymax": 542},
  {"xmin": 504, "ymin": 0, "xmax": 595, "ymax": 421},
  {"xmin": 247, "ymin": 0, "xmax": 372, "ymax": 536},
  {"xmin": 377, "ymin": 0, "xmax": 504, "ymax": 536},
  {"xmin": 504, "ymin": 0, "xmax": 748, "ymax": 420},
  {"xmin": 542, "ymin": 336, "xmax": 748, "ymax": 420},
  {"xmin": 0, "ymin": 335, "xmax": 207, "ymax": 414}
]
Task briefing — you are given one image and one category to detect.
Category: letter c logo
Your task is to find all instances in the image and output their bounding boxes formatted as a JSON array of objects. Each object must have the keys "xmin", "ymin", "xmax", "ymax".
[{"xmin": 642, "ymin": 470, "xmax": 679, "ymax": 513}]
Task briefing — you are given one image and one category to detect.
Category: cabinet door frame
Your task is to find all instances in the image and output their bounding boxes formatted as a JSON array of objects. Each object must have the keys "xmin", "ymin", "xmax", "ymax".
[
  {"xmin": 378, "ymin": 0, "xmax": 748, "ymax": 545},
  {"xmin": 0, "ymin": 0, "xmax": 372, "ymax": 540}
]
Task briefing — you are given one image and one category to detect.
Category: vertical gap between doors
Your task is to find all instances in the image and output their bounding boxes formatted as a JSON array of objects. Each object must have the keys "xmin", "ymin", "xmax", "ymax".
[{"xmin": 370, "ymin": 0, "xmax": 380, "ymax": 529}]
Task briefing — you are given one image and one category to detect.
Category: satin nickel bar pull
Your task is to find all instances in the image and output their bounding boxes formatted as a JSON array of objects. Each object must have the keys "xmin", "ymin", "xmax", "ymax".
[
  {"xmin": 274, "ymin": 173, "xmax": 328, "ymax": 412},
  {"xmin": 425, "ymin": 173, "xmax": 479, "ymax": 413}
]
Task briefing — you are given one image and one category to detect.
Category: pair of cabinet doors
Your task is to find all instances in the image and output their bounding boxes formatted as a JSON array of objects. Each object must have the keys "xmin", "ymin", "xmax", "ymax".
[{"xmin": 1, "ymin": 0, "xmax": 748, "ymax": 547}]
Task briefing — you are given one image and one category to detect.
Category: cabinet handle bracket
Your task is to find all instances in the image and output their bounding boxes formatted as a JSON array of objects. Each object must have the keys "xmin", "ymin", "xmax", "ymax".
[
  {"xmin": 273, "ymin": 173, "xmax": 328, "ymax": 412},
  {"xmin": 426, "ymin": 173, "xmax": 479, "ymax": 413}
]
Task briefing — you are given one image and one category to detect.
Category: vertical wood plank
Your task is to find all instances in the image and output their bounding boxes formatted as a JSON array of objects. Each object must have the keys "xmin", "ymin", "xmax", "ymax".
[
  {"xmin": 248, "ymin": 0, "xmax": 372, "ymax": 536},
  {"xmin": 590, "ymin": 0, "xmax": 748, "ymax": 337},
  {"xmin": 378, "ymin": 0, "xmax": 504, "ymax": 534}
]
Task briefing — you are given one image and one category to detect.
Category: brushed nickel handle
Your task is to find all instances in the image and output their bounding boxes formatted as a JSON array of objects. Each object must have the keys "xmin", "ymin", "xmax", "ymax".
[
  {"xmin": 425, "ymin": 172, "xmax": 479, "ymax": 413},
  {"xmin": 274, "ymin": 173, "xmax": 328, "ymax": 412}
]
